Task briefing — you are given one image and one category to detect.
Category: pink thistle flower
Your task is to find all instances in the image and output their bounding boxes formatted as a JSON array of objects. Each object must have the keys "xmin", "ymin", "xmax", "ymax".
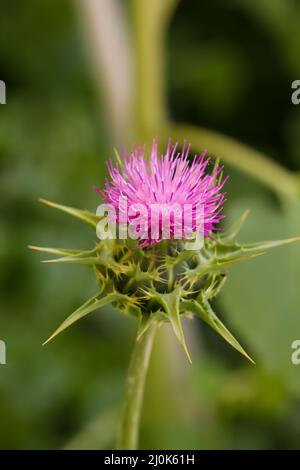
[{"xmin": 99, "ymin": 139, "xmax": 227, "ymax": 247}]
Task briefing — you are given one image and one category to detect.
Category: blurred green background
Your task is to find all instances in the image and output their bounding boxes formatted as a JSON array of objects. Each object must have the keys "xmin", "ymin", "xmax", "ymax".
[{"xmin": 1, "ymin": 0, "xmax": 300, "ymax": 449}]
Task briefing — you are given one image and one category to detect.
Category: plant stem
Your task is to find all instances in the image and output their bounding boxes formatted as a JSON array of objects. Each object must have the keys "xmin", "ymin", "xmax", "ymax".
[
  {"xmin": 130, "ymin": 0, "xmax": 178, "ymax": 136},
  {"xmin": 75, "ymin": 0, "xmax": 134, "ymax": 144},
  {"xmin": 167, "ymin": 123, "xmax": 299, "ymax": 202},
  {"xmin": 117, "ymin": 322, "xmax": 157, "ymax": 450}
]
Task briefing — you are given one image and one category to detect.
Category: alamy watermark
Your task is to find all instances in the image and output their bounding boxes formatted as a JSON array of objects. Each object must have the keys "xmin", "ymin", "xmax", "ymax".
[
  {"xmin": 0, "ymin": 80, "xmax": 6, "ymax": 104},
  {"xmin": 0, "ymin": 340, "xmax": 6, "ymax": 365},
  {"xmin": 291, "ymin": 340, "xmax": 300, "ymax": 365},
  {"xmin": 291, "ymin": 80, "xmax": 300, "ymax": 105},
  {"xmin": 96, "ymin": 197, "xmax": 205, "ymax": 250}
]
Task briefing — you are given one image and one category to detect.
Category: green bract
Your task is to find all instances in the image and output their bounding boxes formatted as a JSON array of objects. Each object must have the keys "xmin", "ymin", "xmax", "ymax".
[{"xmin": 30, "ymin": 198, "xmax": 300, "ymax": 364}]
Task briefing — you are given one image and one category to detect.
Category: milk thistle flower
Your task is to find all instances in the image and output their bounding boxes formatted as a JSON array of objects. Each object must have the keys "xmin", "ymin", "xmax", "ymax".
[
  {"xmin": 30, "ymin": 138, "xmax": 300, "ymax": 450},
  {"xmin": 101, "ymin": 139, "xmax": 227, "ymax": 247}
]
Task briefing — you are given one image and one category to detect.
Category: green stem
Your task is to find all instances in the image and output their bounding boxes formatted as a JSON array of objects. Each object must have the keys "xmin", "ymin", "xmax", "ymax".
[
  {"xmin": 117, "ymin": 322, "xmax": 157, "ymax": 450},
  {"xmin": 167, "ymin": 122, "xmax": 299, "ymax": 202},
  {"xmin": 130, "ymin": 0, "xmax": 178, "ymax": 136}
]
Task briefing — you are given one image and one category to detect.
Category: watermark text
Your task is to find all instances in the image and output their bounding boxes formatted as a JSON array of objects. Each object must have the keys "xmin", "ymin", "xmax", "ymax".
[
  {"xmin": 0, "ymin": 340, "xmax": 6, "ymax": 365},
  {"xmin": 291, "ymin": 339, "xmax": 300, "ymax": 365},
  {"xmin": 96, "ymin": 197, "xmax": 205, "ymax": 250},
  {"xmin": 0, "ymin": 80, "xmax": 6, "ymax": 104},
  {"xmin": 291, "ymin": 80, "xmax": 300, "ymax": 105}
]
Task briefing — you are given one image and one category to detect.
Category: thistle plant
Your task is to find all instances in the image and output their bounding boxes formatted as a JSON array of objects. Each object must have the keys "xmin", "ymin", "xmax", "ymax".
[{"xmin": 30, "ymin": 139, "xmax": 299, "ymax": 450}]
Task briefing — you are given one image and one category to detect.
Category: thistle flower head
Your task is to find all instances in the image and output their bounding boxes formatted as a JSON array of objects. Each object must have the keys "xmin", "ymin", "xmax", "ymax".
[
  {"xmin": 31, "ymin": 138, "xmax": 300, "ymax": 364},
  {"xmin": 101, "ymin": 139, "xmax": 227, "ymax": 246}
]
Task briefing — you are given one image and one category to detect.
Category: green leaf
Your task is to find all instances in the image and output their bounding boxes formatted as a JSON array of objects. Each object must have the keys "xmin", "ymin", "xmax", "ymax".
[
  {"xmin": 43, "ymin": 292, "xmax": 117, "ymax": 345},
  {"xmin": 184, "ymin": 251, "xmax": 263, "ymax": 285},
  {"xmin": 39, "ymin": 198, "xmax": 101, "ymax": 228},
  {"xmin": 223, "ymin": 208, "xmax": 251, "ymax": 241},
  {"xmin": 28, "ymin": 245, "xmax": 85, "ymax": 257},
  {"xmin": 42, "ymin": 254, "xmax": 101, "ymax": 265},
  {"xmin": 184, "ymin": 234, "xmax": 300, "ymax": 288},
  {"xmin": 181, "ymin": 296, "xmax": 255, "ymax": 364},
  {"xmin": 215, "ymin": 237, "xmax": 300, "ymax": 260},
  {"xmin": 241, "ymin": 237, "xmax": 300, "ymax": 252},
  {"xmin": 208, "ymin": 251, "xmax": 264, "ymax": 271},
  {"xmin": 209, "ymin": 236, "xmax": 300, "ymax": 272},
  {"xmin": 159, "ymin": 288, "xmax": 192, "ymax": 363},
  {"xmin": 39, "ymin": 247, "xmax": 125, "ymax": 273}
]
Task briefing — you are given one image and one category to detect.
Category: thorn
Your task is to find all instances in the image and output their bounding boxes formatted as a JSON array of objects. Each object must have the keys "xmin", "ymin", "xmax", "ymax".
[
  {"xmin": 28, "ymin": 244, "xmax": 40, "ymax": 251},
  {"xmin": 249, "ymin": 252, "xmax": 265, "ymax": 258},
  {"xmin": 42, "ymin": 334, "xmax": 55, "ymax": 346},
  {"xmin": 184, "ymin": 346, "xmax": 192, "ymax": 364},
  {"xmin": 39, "ymin": 197, "xmax": 52, "ymax": 206},
  {"xmin": 41, "ymin": 259, "xmax": 59, "ymax": 263}
]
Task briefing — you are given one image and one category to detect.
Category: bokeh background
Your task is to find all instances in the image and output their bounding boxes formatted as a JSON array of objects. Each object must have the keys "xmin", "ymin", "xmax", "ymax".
[{"xmin": 1, "ymin": 0, "xmax": 300, "ymax": 449}]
